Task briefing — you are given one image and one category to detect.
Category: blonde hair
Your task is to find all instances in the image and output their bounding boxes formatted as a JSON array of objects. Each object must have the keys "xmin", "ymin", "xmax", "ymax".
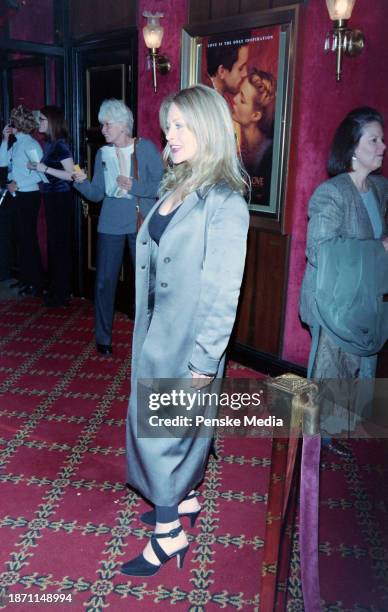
[
  {"xmin": 159, "ymin": 84, "xmax": 247, "ymax": 197},
  {"xmin": 10, "ymin": 105, "xmax": 37, "ymax": 134}
]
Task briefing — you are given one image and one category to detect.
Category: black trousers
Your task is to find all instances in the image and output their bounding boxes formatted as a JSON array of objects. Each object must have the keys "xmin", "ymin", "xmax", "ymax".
[
  {"xmin": 15, "ymin": 191, "xmax": 44, "ymax": 288},
  {"xmin": 0, "ymin": 192, "xmax": 15, "ymax": 281},
  {"xmin": 44, "ymin": 191, "xmax": 73, "ymax": 301},
  {"xmin": 95, "ymin": 232, "xmax": 137, "ymax": 345}
]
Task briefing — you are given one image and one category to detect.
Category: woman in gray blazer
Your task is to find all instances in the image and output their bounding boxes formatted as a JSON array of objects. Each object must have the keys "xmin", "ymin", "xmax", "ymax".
[
  {"xmin": 300, "ymin": 107, "xmax": 388, "ymax": 455},
  {"xmin": 73, "ymin": 99, "xmax": 163, "ymax": 354},
  {"xmin": 121, "ymin": 85, "xmax": 249, "ymax": 576}
]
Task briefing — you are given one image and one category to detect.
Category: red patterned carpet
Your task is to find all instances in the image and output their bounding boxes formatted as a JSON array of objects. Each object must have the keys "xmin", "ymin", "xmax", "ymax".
[{"xmin": 0, "ymin": 297, "xmax": 387, "ymax": 611}]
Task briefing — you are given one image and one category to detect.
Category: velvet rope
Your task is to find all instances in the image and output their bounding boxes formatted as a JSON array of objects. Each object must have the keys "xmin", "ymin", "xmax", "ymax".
[{"xmin": 300, "ymin": 433, "xmax": 321, "ymax": 611}]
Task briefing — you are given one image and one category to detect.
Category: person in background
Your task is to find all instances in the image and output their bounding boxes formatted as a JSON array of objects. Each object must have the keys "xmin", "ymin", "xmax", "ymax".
[
  {"xmin": 121, "ymin": 84, "xmax": 249, "ymax": 577},
  {"xmin": 300, "ymin": 106, "xmax": 388, "ymax": 456},
  {"xmin": 0, "ymin": 106, "xmax": 44, "ymax": 294},
  {"xmin": 27, "ymin": 105, "xmax": 74, "ymax": 307},
  {"xmin": 73, "ymin": 99, "xmax": 163, "ymax": 355}
]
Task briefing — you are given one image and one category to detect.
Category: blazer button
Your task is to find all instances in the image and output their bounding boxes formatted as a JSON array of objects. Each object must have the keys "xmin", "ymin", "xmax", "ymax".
[
  {"xmin": 142, "ymin": 240, "xmax": 147, "ymax": 245},
  {"xmin": 161, "ymin": 282, "xmax": 168, "ymax": 288},
  {"xmin": 164, "ymin": 257, "xmax": 171, "ymax": 263},
  {"xmin": 141, "ymin": 265, "xmax": 146, "ymax": 270}
]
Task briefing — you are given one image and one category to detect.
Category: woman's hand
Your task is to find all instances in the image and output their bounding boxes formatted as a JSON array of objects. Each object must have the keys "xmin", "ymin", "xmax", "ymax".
[
  {"xmin": 27, "ymin": 161, "xmax": 47, "ymax": 173},
  {"xmin": 382, "ymin": 236, "xmax": 388, "ymax": 252},
  {"xmin": 72, "ymin": 169, "xmax": 87, "ymax": 183},
  {"xmin": 117, "ymin": 175, "xmax": 133, "ymax": 192},
  {"xmin": 190, "ymin": 371, "xmax": 214, "ymax": 390},
  {"xmin": 2, "ymin": 125, "xmax": 13, "ymax": 141},
  {"xmin": 7, "ymin": 181, "xmax": 17, "ymax": 193}
]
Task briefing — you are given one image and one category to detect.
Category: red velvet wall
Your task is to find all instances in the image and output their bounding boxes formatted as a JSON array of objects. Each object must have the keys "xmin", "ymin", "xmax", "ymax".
[
  {"xmin": 12, "ymin": 65, "xmax": 45, "ymax": 109},
  {"xmin": 9, "ymin": 0, "xmax": 54, "ymax": 43},
  {"xmin": 137, "ymin": 0, "xmax": 189, "ymax": 146},
  {"xmin": 282, "ymin": 0, "xmax": 388, "ymax": 366}
]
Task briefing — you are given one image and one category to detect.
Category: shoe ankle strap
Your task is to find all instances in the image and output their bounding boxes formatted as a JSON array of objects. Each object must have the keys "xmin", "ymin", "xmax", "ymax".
[
  {"xmin": 154, "ymin": 526, "xmax": 182, "ymax": 539},
  {"xmin": 185, "ymin": 492, "xmax": 197, "ymax": 501}
]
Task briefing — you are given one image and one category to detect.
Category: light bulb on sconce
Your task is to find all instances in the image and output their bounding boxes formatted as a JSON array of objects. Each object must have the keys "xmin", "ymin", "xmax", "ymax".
[
  {"xmin": 324, "ymin": 0, "xmax": 364, "ymax": 81},
  {"xmin": 143, "ymin": 11, "xmax": 171, "ymax": 93}
]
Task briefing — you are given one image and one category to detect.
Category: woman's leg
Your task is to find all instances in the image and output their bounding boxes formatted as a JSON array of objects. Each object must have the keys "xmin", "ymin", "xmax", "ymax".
[
  {"xmin": 126, "ymin": 232, "xmax": 137, "ymax": 267},
  {"xmin": 138, "ymin": 505, "xmax": 189, "ymax": 567},
  {"xmin": 313, "ymin": 328, "xmax": 362, "ymax": 456},
  {"xmin": 45, "ymin": 192, "xmax": 73, "ymax": 302},
  {"xmin": 95, "ymin": 233, "xmax": 126, "ymax": 347},
  {"xmin": 140, "ymin": 491, "xmax": 201, "ymax": 527},
  {"xmin": 178, "ymin": 491, "xmax": 201, "ymax": 515},
  {"xmin": 0, "ymin": 193, "xmax": 13, "ymax": 281},
  {"xmin": 15, "ymin": 192, "xmax": 43, "ymax": 289},
  {"xmin": 155, "ymin": 506, "xmax": 179, "ymax": 523}
]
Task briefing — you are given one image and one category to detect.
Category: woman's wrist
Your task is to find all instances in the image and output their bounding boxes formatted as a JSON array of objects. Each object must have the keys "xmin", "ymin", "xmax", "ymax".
[{"xmin": 188, "ymin": 362, "xmax": 215, "ymax": 377}]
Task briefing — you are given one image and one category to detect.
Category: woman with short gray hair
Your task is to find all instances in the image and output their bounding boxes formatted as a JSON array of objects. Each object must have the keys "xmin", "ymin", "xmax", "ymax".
[
  {"xmin": 73, "ymin": 98, "xmax": 163, "ymax": 354},
  {"xmin": 98, "ymin": 98, "xmax": 134, "ymax": 135}
]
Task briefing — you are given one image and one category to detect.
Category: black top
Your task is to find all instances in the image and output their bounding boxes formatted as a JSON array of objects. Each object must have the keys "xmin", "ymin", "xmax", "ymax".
[
  {"xmin": 42, "ymin": 139, "xmax": 72, "ymax": 193},
  {"xmin": 148, "ymin": 204, "xmax": 179, "ymax": 245}
]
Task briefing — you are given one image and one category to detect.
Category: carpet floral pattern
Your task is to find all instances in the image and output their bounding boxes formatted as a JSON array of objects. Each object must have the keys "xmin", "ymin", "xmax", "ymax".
[
  {"xmin": 0, "ymin": 299, "xmax": 270, "ymax": 611},
  {"xmin": 0, "ymin": 298, "xmax": 387, "ymax": 611}
]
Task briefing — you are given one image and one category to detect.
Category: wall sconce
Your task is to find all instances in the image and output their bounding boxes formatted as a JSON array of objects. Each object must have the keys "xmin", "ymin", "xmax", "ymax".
[
  {"xmin": 324, "ymin": 0, "xmax": 364, "ymax": 81},
  {"xmin": 143, "ymin": 11, "xmax": 171, "ymax": 92}
]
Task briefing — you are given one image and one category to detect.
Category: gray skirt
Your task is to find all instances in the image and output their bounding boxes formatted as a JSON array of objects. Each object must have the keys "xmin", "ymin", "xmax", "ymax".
[
  {"xmin": 125, "ymin": 376, "xmax": 221, "ymax": 506},
  {"xmin": 126, "ymin": 245, "xmax": 220, "ymax": 506}
]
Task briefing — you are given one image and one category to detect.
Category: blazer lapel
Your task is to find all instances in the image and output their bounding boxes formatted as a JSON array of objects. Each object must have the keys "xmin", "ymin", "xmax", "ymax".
[
  {"xmin": 345, "ymin": 174, "xmax": 374, "ymax": 236},
  {"xmin": 368, "ymin": 177, "xmax": 385, "ymax": 219},
  {"xmin": 162, "ymin": 190, "xmax": 202, "ymax": 235}
]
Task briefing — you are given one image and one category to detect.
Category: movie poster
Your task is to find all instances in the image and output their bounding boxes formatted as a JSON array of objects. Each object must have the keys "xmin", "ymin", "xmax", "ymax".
[{"xmin": 201, "ymin": 26, "xmax": 280, "ymax": 208}]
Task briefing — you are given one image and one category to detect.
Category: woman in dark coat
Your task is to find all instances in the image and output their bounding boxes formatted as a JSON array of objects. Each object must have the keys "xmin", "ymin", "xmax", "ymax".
[
  {"xmin": 300, "ymin": 106, "xmax": 388, "ymax": 455},
  {"xmin": 122, "ymin": 85, "xmax": 249, "ymax": 576},
  {"xmin": 28, "ymin": 106, "xmax": 74, "ymax": 307}
]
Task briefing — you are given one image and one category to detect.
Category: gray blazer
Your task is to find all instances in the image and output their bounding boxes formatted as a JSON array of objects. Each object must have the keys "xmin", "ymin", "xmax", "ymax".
[
  {"xmin": 125, "ymin": 183, "xmax": 249, "ymax": 506},
  {"xmin": 131, "ymin": 182, "xmax": 250, "ymax": 379},
  {"xmin": 300, "ymin": 173, "xmax": 388, "ymax": 327},
  {"xmin": 74, "ymin": 138, "xmax": 164, "ymax": 234}
]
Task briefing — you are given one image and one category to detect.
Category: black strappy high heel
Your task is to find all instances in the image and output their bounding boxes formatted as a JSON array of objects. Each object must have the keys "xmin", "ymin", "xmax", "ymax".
[
  {"xmin": 140, "ymin": 492, "xmax": 201, "ymax": 528},
  {"xmin": 121, "ymin": 525, "xmax": 189, "ymax": 577}
]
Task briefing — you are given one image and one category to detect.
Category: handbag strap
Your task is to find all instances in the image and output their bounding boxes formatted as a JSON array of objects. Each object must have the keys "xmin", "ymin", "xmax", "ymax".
[
  {"xmin": 133, "ymin": 137, "xmax": 139, "ymax": 180},
  {"xmin": 132, "ymin": 137, "xmax": 144, "ymax": 230}
]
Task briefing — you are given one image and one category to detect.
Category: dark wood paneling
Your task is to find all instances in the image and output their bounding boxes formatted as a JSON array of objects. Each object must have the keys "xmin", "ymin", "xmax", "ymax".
[
  {"xmin": 240, "ymin": 0, "xmax": 272, "ymax": 12},
  {"xmin": 189, "ymin": 0, "xmax": 211, "ymax": 23},
  {"xmin": 234, "ymin": 228, "xmax": 289, "ymax": 355},
  {"xmin": 70, "ymin": 0, "xmax": 136, "ymax": 38},
  {"xmin": 211, "ymin": 0, "xmax": 240, "ymax": 20},
  {"xmin": 272, "ymin": 0, "xmax": 302, "ymax": 6},
  {"xmin": 188, "ymin": 0, "xmax": 305, "ymax": 22},
  {"xmin": 230, "ymin": 344, "xmax": 307, "ymax": 377}
]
